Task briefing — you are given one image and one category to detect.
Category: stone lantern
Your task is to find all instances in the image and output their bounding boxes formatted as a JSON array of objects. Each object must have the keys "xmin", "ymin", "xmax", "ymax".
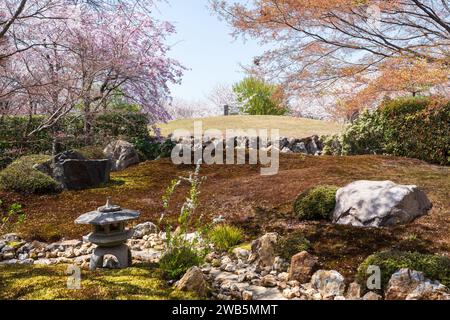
[{"xmin": 75, "ymin": 197, "xmax": 140, "ymax": 270}]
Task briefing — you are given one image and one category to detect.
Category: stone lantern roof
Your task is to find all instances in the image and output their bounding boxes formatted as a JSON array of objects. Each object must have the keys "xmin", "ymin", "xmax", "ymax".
[{"xmin": 75, "ymin": 197, "xmax": 140, "ymax": 226}]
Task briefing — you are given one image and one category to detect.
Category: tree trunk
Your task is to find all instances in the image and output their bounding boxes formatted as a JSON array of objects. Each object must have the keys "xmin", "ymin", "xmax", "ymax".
[{"xmin": 83, "ymin": 99, "xmax": 92, "ymax": 145}]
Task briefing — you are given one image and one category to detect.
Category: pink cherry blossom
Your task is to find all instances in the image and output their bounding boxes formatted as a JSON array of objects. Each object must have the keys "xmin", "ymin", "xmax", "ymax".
[{"xmin": 1, "ymin": 0, "xmax": 183, "ymax": 134}]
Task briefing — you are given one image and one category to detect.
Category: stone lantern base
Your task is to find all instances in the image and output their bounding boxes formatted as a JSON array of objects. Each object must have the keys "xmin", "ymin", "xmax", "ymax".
[{"xmin": 89, "ymin": 244, "xmax": 132, "ymax": 271}]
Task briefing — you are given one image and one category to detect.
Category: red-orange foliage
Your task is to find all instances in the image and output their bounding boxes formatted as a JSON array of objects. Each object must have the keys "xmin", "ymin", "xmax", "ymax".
[{"xmin": 211, "ymin": 0, "xmax": 450, "ymax": 119}]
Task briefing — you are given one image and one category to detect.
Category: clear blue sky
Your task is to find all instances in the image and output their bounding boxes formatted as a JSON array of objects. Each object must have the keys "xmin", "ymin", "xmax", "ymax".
[{"xmin": 154, "ymin": 0, "xmax": 265, "ymax": 101}]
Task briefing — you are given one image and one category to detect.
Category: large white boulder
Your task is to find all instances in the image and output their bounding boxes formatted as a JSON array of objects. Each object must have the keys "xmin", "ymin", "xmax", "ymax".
[{"xmin": 332, "ymin": 180, "xmax": 432, "ymax": 228}]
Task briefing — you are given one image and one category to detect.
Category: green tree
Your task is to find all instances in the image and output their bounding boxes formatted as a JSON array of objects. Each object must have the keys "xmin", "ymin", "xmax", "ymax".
[{"xmin": 233, "ymin": 77, "xmax": 288, "ymax": 115}]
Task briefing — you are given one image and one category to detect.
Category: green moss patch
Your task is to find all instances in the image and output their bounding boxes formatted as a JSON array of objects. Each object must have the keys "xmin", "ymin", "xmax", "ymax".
[
  {"xmin": 293, "ymin": 185, "xmax": 338, "ymax": 221},
  {"xmin": 0, "ymin": 155, "xmax": 58, "ymax": 194},
  {"xmin": 0, "ymin": 264, "xmax": 198, "ymax": 300},
  {"xmin": 357, "ymin": 250, "xmax": 450, "ymax": 291},
  {"xmin": 276, "ymin": 231, "xmax": 311, "ymax": 260},
  {"xmin": 74, "ymin": 146, "xmax": 105, "ymax": 160}
]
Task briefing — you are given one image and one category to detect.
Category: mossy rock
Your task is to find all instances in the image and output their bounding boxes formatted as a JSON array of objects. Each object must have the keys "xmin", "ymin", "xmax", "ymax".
[
  {"xmin": 357, "ymin": 250, "xmax": 450, "ymax": 291},
  {"xmin": 294, "ymin": 185, "xmax": 338, "ymax": 220},
  {"xmin": 0, "ymin": 155, "xmax": 58, "ymax": 194},
  {"xmin": 276, "ymin": 231, "xmax": 311, "ymax": 260}
]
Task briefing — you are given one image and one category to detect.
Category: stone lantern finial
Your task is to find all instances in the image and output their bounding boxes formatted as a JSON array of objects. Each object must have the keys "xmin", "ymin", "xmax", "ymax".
[
  {"xmin": 97, "ymin": 196, "xmax": 121, "ymax": 213},
  {"xmin": 105, "ymin": 196, "xmax": 112, "ymax": 208}
]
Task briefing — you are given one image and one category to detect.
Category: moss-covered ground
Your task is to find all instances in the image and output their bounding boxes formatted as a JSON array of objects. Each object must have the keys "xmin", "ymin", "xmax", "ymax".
[
  {"xmin": 1, "ymin": 154, "xmax": 449, "ymax": 285},
  {"xmin": 0, "ymin": 264, "xmax": 197, "ymax": 300}
]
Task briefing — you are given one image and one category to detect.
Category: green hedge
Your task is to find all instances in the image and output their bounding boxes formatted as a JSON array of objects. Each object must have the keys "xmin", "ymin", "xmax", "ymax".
[
  {"xmin": 322, "ymin": 97, "xmax": 450, "ymax": 165},
  {"xmin": 0, "ymin": 112, "xmax": 150, "ymax": 166},
  {"xmin": 130, "ymin": 136, "xmax": 176, "ymax": 161},
  {"xmin": 381, "ymin": 97, "xmax": 450, "ymax": 165}
]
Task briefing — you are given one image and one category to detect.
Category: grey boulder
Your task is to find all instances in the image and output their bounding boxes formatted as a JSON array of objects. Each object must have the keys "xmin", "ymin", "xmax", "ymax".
[
  {"xmin": 332, "ymin": 180, "xmax": 432, "ymax": 228},
  {"xmin": 291, "ymin": 142, "xmax": 308, "ymax": 154},
  {"xmin": 385, "ymin": 268, "xmax": 450, "ymax": 300},
  {"xmin": 310, "ymin": 270, "xmax": 346, "ymax": 298},
  {"xmin": 132, "ymin": 222, "xmax": 158, "ymax": 239},
  {"xmin": 33, "ymin": 151, "xmax": 110, "ymax": 190},
  {"xmin": 175, "ymin": 266, "xmax": 208, "ymax": 297},
  {"xmin": 249, "ymin": 233, "xmax": 278, "ymax": 268},
  {"xmin": 104, "ymin": 140, "xmax": 140, "ymax": 171},
  {"xmin": 54, "ymin": 159, "xmax": 110, "ymax": 190}
]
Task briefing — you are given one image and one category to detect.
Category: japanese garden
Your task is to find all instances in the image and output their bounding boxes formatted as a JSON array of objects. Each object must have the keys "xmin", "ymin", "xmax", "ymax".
[{"xmin": 0, "ymin": 0, "xmax": 449, "ymax": 303}]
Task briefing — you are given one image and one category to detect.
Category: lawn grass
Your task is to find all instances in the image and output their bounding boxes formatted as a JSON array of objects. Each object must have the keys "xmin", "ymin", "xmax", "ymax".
[
  {"xmin": 0, "ymin": 264, "xmax": 197, "ymax": 300},
  {"xmin": 157, "ymin": 115, "xmax": 343, "ymax": 137}
]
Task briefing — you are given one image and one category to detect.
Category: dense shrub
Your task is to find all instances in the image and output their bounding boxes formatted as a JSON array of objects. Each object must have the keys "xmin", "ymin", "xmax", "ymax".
[
  {"xmin": 159, "ymin": 246, "xmax": 203, "ymax": 280},
  {"xmin": 294, "ymin": 185, "xmax": 338, "ymax": 221},
  {"xmin": 276, "ymin": 232, "xmax": 311, "ymax": 260},
  {"xmin": 321, "ymin": 134, "xmax": 342, "ymax": 156},
  {"xmin": 131, "ymin": 136, "xmax": 176, "ymax": 160},
  {"xmin": 0, "ymin": 155, "xmax": 59, "ymax": 194},
  {"xmin": 380, "ymin": 97, "xmax": 450, "ymax": 165},
  {"xmin": 208, "ymin": 224, "xmax": 243, "ymax": 251},
  {"xmin": 341, "ymin": 109, "xmax": 387, "ymax": 155},
  {"xmin": 92, "ymin": 112, "xmax": 150, "ymax": 142},
  {"xmin": 322, "ymin": 96, "xmax": 450, "ymax": 165},
  {"xmin": 0, "ymin": 112, "xmax": 150, "ymax": 160},
  {"xmin": 0, "ymin": 115, "xmax": 53, "ymax": 157},
  {"xmin": 357, "ymin": 250, "xmax": 450, "ymax": 291}
]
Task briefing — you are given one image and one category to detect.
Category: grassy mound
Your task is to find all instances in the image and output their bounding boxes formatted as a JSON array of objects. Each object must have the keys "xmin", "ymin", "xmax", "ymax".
[
  {"xmin": 158, "ymin": 115, "xmax": 343, "ymax": 138},
  {"xmin": 0, "ymin": 264, "xmax": 198, "ymax": 300},
  {"xmin": 294, "ymin": 185, "xmax": 339, "ymax": 221},
  {"xmin": 0, "ymin": 155, "xmax": 58, "ymax": 194},
  {"xmin": 357, "ymin": 251, "xmax": 450, "ymax": 291}
]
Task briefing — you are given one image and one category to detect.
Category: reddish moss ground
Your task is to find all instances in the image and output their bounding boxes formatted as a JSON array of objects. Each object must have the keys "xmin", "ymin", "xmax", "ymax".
[{"xmin": 1, "ymin": 154, "xmax": 449, "ymax": 280}]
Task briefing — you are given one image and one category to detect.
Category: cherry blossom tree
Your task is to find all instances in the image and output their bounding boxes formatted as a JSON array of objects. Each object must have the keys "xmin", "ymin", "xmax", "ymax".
[{"xmin": 1, "ymin": 0, "xmax": 183, "ymax": 140}]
